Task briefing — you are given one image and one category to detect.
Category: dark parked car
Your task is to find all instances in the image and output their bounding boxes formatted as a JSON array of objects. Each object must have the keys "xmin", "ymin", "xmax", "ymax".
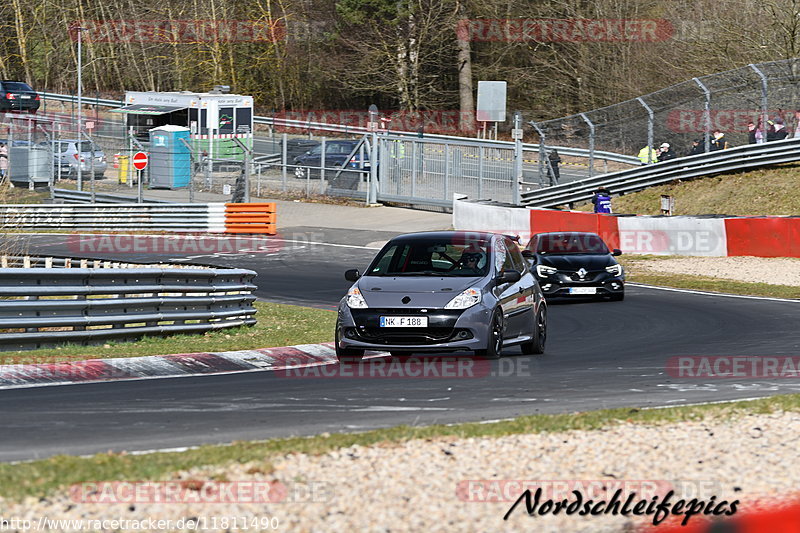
[
  {"xmin": 293, "ymin": 139, "xmax": 369, "ymax": 179},
  {"xmin": 0, "ymin": 81, "xmax": 40, "ymax": 113},
  {"xmin": 523, "ymin": 231, "xmax": 625, "ymax": 301},
  {"xmin": 335, "ymin": 231, "xmax": 547, "ymax": 361}
]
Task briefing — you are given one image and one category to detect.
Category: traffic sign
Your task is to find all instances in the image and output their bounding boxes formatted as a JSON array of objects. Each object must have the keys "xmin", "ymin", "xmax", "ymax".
[{"xmin": 132, "ymin": 151, "xmax": 148, "ymax": 170}]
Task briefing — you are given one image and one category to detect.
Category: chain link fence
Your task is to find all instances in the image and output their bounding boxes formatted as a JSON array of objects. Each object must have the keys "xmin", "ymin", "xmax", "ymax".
[{"xmin": 527, "ymin": 58, "xmax": 800, "ymax": 178}]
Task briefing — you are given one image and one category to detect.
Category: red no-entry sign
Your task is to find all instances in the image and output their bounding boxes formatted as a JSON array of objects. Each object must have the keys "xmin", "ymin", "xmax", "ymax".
[{"xmin": 132, "ymin": 151, "xmax": 149, "ymax": 170}]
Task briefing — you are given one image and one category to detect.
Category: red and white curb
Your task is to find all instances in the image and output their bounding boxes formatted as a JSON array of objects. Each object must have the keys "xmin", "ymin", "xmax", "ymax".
[{"xmin": 0, "ymin": 343, "xmax": 387, "ymax": 391}]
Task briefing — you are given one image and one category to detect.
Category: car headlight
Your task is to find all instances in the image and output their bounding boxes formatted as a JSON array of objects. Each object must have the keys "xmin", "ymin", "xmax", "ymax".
[
  {"xmin": 536, "ymin": 265, "xmax": 557, "ymax": 277},
  {"xmin": 346, "ymin": 287, "xmax": 368, "ymax": 308},
  {"xmin": 444, "ymin": 288, "xmax": 481, "ymax": 309},
  {"xmin": 605, "ymin": 264, "xmax": 623, "ymax": 277}
]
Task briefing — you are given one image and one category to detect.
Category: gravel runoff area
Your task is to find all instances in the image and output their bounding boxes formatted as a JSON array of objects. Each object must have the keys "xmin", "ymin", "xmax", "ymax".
[
  {"xmin": 627, "ymin": 256, "xmax": 800, "ymax": 287},
  {"xmin": 3, "ymin": 411, "xmax": 800, "ymax": 532}
]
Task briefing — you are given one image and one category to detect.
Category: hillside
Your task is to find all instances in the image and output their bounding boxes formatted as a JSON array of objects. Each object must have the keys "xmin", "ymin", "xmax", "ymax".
[{"xmin": 577, "ymin": 163, "xmax": 800, "ymax": 216}]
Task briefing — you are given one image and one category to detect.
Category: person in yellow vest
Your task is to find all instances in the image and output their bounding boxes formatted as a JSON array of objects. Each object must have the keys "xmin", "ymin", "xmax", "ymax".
[{"xmin": 637, "ymin": 145, "xmax": 658, "ymax": 165}]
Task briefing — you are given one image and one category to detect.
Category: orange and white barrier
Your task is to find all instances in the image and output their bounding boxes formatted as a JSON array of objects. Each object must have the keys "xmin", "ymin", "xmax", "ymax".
[
  {"xmin": 453, "ymin": 198, "xmax": 799, "ymax": 257},
  {"xmin": 224, "ymin": 203, "xmax": 277, "ymax": 234}
]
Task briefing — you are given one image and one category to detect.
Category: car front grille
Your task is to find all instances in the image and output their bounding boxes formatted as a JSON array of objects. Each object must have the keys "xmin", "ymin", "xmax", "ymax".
[{"xmin": 357, "ymin": 328, "xmax": 457, "ymax": 345}]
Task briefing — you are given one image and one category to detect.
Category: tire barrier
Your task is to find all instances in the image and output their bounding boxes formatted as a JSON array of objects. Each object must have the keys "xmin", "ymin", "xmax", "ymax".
[
  {"xmin": 0, "ymin": 258, "xmax": 257, "ymax": 351},
  {"xmin": 0, "ymin": 202, "xmax": 277, "ymax": 234}
]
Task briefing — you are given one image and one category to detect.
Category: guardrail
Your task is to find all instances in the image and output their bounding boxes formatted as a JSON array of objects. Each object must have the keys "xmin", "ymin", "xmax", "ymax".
[
  {"xmin": 52, "ymin": 189, "xmax": 174, "ymax": 204},
  {"xmin": 521, "ymin": 137, "xmax": 800, "ymax": 208},
  {"xmin": 0, "ymin": 258, "xmax": 257, "ymax": 351},
  {"xmin": 1, "ymin": 202, "xmax": 277, "ymax": 234},
  {"xmin": 0, "ymin": 203, "xmax": 226, "ymax": 232}
]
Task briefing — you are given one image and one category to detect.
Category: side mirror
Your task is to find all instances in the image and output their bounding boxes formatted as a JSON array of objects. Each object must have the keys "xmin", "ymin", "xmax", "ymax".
[
  {"xmin": 521, "ymin": 250, "xmax": 535, "ymax": 259},
  {"xmin": 612, "ymin": 249, "xmax": 622, "ymax": 256},
  {"xmin": 344, "ymin": 269, "xmax": 361, "ymax": 282},
  {"xmin": 497, "ymin": 269, "xmax": 521, "ymax": 284}
]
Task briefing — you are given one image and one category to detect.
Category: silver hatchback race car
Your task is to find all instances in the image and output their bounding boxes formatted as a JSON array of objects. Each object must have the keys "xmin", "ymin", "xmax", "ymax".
[{"xmin": 335, "ymin": 231, "xmax": 547, "ymax": 361}]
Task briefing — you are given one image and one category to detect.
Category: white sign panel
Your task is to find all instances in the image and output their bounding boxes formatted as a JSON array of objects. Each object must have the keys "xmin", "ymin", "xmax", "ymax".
[{"xmin": 477, "ymin": 81, "xmax": 507, "ymax": 122}]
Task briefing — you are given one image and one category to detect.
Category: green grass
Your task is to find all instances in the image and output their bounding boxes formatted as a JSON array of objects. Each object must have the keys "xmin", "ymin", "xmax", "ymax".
[
  {"xmin": 1, "ymin": 393, "xmax": 799, "ymax": 502},
  {"xmin": 0, "ymin": 301, "xmax": 336, "ymax": 365},
  {"xmin": 618, "ymin": 255, "xmax": 800, "ymax": 299},
  {"xmin": 575, "ymin": 162, "xmax": 800, "ymax": 215}
]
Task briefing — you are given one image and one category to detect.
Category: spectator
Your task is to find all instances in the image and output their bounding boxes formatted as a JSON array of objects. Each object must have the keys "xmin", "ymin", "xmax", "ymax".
[
  {"xmin": 710, "ymin": 129, "xmax": 728, "ymax": 151},
  {"xmin": 767, "ymin": 117, "xmax": 788, "ymax": 141},
  {"xmin": 0, "ymin": 142, "xmax": 7, "ymax": 181},
  {"xmin": 547, "ymin": 149, "xmax": 561, "ymax": 184},
  {"xmin": 687, "ymin": 138, "xmax": 704, "ymax": 156},
  {"xmin": 747, "ymin": 122, "xmax": 758, "ymax": 144},
  {"xmin": 794, "ymin": 110, "xmax": 800, "ymax": 138},
  {"xmin": 657, "ymin": 142, "xmax": 676, "ymax": 162},
  {"xmin": 591, "ymin": 186, "xmax": 612, "ymax": 214},
  {"xmin": 637, "ymin": 145, "xmax": 658, "ymax": 165}
]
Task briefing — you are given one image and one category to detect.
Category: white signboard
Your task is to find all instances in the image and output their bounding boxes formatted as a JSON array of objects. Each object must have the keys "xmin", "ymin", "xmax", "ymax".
[{"xmin": 477, "ymin": 81, "xmax": 507, "ymax": 122}]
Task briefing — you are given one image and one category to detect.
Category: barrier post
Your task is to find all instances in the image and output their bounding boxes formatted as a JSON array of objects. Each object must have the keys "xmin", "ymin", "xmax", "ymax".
[{"xmin": 637, "ymin": 97, "xmax": 654, "ymax": 163}]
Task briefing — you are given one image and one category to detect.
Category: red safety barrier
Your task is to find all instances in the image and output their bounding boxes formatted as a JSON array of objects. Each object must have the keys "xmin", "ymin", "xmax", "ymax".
[
  {"xmin": 724, "ymin": 218, "xmax": 800, "ymax": 258},
  {"xmin": 529, "ymin": 209, "xmax": 621, "ymax": 249}
]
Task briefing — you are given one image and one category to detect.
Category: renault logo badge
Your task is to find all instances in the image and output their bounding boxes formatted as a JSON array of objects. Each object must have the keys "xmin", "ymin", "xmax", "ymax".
[{"xmin": 577, "ymin": 268, "xmax": 587, "ymax": 279}]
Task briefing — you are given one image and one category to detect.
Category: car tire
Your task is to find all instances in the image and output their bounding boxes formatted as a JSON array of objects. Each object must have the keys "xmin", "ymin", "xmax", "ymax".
[
  {"xmin": 475, "ymin": 308, "xmax": 503, "ymax": 360},
  {"xmin": 335, "ymin": 324, "xmax": 364, "ymax": 363},
  {"xmin": 521, "ymin": 306, "xmax": 546, "ymax": 355},
  {"xmin": 609, "ymin": 291, "xmax": 625, "ymax": 302}
]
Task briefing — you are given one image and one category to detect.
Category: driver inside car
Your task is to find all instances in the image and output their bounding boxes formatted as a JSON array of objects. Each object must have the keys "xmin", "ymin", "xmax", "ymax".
[{"xmin": 452, "ymin": 250, "xmax": 486, "ymax": 275}]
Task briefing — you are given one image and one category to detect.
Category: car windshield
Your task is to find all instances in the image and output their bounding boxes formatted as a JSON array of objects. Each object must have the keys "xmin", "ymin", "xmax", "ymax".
[
  {"xmin": 366, "ymin": 236, "xmax": 492, "ymax": 277},
  {"xmin": 536, "ymin": 233, "xmax": 610, "ymax": 255},
  {"xmin": 77, "ymin": 141, "xmax": 95, "ymax": 153}
]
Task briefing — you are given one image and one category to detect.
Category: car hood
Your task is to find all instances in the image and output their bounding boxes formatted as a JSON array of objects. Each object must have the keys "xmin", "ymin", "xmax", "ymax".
[
  {"xmin": 539, "ymin": 254, "xmax": 615, "ymax": 271},
  {"xmin": 357, "ymin": 276, "xmax": 482, "ymax": 308}
]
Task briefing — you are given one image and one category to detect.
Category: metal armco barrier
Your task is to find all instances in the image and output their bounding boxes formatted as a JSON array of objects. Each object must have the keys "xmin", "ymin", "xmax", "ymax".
[
  {"xmin": 0, "ymin": 203, "xmax": 225, "ymax": 232},
  {"xmin": 522, "ymin": 137, "xmax": 800, "ymax": 208},
  {"xmin": 0, "ymin": 262, "xmax": 257, "ymax": 351},
  {"xmin": 52, "ymin": 189, "xmax": 174, "ymax": 204},
  {"xmin": 224, "ymin": 203, "xmax": 276, "ymax": 234},
  {"xmin": 0, "ymin": 203, "xmax": 277, "ymax": 234}
]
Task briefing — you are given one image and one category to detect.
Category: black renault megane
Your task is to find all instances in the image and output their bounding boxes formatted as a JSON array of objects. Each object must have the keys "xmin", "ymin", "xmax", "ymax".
[{"xmin": 523, "ymin": 231, "xmax": 625, "ymax": 301}]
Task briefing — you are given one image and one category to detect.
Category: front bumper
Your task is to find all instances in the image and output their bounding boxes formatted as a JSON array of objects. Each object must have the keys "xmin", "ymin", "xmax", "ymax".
[
  {"xmin": 337, "ymin": 304, "xmax": 492, "ymax": 352},
  {"xmin": 536, "ymin": 272, "xmax": 624, "ymax": 297}
]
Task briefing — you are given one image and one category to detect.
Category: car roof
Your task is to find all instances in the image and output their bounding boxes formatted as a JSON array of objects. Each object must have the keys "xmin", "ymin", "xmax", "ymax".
[
  {"xmin": 389, "ymin": 230, "xmax": 500, "ymax": 242},
  {"xmin": 532, "ymin": 231, "xmax": 601, "ymax": 238}
]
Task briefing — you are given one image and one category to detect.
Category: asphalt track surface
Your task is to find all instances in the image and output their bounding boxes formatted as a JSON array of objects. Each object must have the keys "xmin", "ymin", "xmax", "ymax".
[{"xmin": 1, "ymin": 233, "xmax": 799, "ymax": 462}]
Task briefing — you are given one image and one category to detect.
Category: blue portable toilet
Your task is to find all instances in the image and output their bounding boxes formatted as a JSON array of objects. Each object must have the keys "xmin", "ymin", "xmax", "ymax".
[{"xmin": 148, "ymin": 126, "xmax": 191, "ymax": 189}]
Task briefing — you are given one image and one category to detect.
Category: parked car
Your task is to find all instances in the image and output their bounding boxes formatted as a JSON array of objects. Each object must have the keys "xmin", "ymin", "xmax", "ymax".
[
  {"xmin": 40, "ymin": 139, "xmax": 107, "ymax": 179},
  {"xmin": 335, "ymin": 231, "xmax": 547, "ymax": 362},
  {"xmin": 0, "ymin": 81, "xmax": 40, "ymax": 113},
  {"xmin": 293, "ymin": 139, "xmax": 369, "ymax": 179},
  {"xmin": 523, "ymin": 231, "xmax": 625, "ymax": 301}
]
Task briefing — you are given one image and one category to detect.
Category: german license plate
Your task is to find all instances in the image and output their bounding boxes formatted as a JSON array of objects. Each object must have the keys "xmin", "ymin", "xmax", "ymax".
[
  {"xmin": 380, "ymin": 316, "xmax": 428, "ymax": 327},
  {"xmin": 569, "ymin": 287, "xmax": 597, "ymax": 295}
]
